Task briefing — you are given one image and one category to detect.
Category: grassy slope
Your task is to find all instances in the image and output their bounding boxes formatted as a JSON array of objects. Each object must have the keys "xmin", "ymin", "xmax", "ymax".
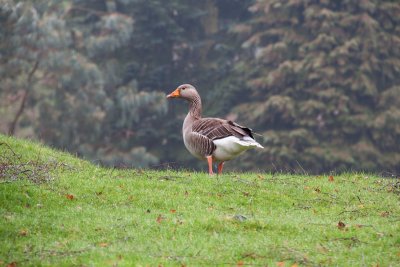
[{"xmin": 0, "ymin": 134, "xmax": 399, "ymax": 266}]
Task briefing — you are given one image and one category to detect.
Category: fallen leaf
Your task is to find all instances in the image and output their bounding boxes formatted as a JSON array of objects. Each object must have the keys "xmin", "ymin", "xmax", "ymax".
[
  {"xmin": 66, "ymin": 194, "xmax": 74, "ymax": 200},
  {"xmin": 243, "ymin": 192, "xmax": 250, "ymax": 197},
  {"xmin": 184, "ymin": 191, "xmax": 189, "ymax": 197},
  {"xmin": 276, "ymin": 262, "xmax": 285, "ymax": 267},
  {"xmin": 257, "ymin": 174, "xmax": 264, "ymax": 180},
  {"xmin": 237, "ymin": 260, "xmax": 244, "ymax": 267},
  {"xmin": 380, "ymin": 211, "xmax": 390, "ymax": 217},
  {"xmin": 156, "ymin": 214, "xmax": 164, "ymax": 224},
  {"xmin": 99, "ymin": 242, "xmax": 108, "ymax": 247},
  {"xmin": 291, "ymin": 264, "xmax": 299, "ymax": 267},
  {"xmin": 328, "ymin": 175, "xmax": 334, "ymax": 182},
  {"xmin": 170, "ymin": 209, "xmax": 176, "ymax": 213},
  {"xmin": 19, "ymin": 229, "xmax": 28, "ymax": 236},
  {"xmin": 337, "ymin": 221, "xmax": 346, "ymax": 230},
  {"xmin": 7, "ymin": 262, "xmax": 17, "ymax": 267}
]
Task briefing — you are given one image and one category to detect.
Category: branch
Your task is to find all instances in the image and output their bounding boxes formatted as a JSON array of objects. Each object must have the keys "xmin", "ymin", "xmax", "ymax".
[{"xmin": 8, "ymin": 60, "xmax": 39, "ymax": 135}]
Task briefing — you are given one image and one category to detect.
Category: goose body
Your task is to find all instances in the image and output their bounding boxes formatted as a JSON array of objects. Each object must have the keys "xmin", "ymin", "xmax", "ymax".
[{"xmin": 167, "ymin": 84, "xmax": 263, "ymax": 174}]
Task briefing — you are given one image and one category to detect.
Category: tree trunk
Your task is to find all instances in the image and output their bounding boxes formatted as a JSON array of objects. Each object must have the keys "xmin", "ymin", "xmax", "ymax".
[{"xmin": 8, "ymin": 60, "xmax": 39, "ymax": 136}]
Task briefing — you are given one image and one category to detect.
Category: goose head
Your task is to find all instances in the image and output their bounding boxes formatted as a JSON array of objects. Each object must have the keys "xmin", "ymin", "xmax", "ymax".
[{"xmin": 166, "ymin": 84, "xmax": 199, "ymax": 102}]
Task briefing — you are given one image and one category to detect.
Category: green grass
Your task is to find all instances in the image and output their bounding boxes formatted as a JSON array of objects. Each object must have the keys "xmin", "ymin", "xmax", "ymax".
[{"xmin": 1, "ymin": 134, "xmax": 399, "ymax": 266}]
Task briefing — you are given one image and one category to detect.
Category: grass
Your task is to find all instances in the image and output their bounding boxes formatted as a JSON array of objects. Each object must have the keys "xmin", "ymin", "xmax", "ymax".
[{"xmin": 0, "ymin": 134, "xmax": 399, "ymax": 266}]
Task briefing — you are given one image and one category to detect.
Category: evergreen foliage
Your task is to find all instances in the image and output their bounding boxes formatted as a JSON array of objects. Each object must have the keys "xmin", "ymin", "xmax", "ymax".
[
  {"xmin": 231, "ymin": 0, "xmax": 400, "ymax": 173},
  {"xmin": 1, "ymin": 0, "xmax": 166, "ymax": 167},
  {"xmin": 1, "ymin": 0, "xmax": 399, "ymax": 173}
]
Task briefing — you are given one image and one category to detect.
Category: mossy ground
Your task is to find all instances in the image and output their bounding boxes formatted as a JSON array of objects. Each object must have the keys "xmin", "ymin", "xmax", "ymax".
[{"xmin": 1, "ymin": 134, "xmax": 399, "ymax": 266}]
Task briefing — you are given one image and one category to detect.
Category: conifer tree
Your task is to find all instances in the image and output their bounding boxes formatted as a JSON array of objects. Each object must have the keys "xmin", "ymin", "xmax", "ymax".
[
  {"xmin": 1, "ymin": 0, "xmax": 166, "ymax": 167},
  {"xmin": 231, "ymin": 0, "xmax": 400, "ymax": 173}
]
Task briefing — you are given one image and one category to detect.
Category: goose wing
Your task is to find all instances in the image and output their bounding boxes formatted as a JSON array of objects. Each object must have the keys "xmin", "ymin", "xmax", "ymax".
[{"xmin": 192, "ymin": 118, "xmax": 254, "ymax": 141}]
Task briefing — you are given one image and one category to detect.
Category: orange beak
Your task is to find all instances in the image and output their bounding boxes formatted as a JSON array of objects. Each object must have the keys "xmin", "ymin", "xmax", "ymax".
[{"xmin": 166, "ymin": 88, "xmax": 180, "ymax": 98}]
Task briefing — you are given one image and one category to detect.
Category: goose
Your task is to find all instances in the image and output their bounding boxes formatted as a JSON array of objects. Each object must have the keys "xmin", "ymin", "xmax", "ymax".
[{"xmin": 166, "ymin": 84, "xmax": 263, "ymax": 175}]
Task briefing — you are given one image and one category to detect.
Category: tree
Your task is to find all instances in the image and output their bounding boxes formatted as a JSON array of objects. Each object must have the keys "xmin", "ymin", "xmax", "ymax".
[
  {"xmin": 230, "ymin": 0, "xmax": 400, "ymax": 173},
  {"xmin": 1, "ymin": 0, "xmax": 166, "ymax": 167}
]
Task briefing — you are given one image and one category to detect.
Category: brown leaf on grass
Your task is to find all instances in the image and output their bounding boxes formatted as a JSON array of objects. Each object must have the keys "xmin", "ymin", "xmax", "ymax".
[
  {"xmin": 276, "ymin": 262, "xmax": 285, "ymax": 267},
  {"xmin": 328, "ymin": 175, "xmax": 334, "ymax": 182},
  {"xmin": 291, "ymin": 264, "xmax": 299, "ymax": 267},
  {"xmin": 184, "ymin": 191, "xmax": 189, "ymax": 197},
  {"xmin": 7, "ymin": 262, "xmax": 17, "ymax": 267},
  {"xmin": 380, "ymin": 211, "xmax": 390, "ymax": 217},
  {"xmin": 237, "ymin": 260, "xmax": 244, "ymax": 267},
  {"xmin": 19, "ymin": 229, "xmax": 28, "ymax": 236},
  {"xmin": 337, "ymin": 221, "xmax": 346, "ymax": 230},
  {"xmin": 156, "ymin": 214, "xmax": 164, "ymax": 224},
  {"xmin": 66, "ymin": 194, "xmax": 74, "ymax": 200},
  {"xmin": 170, "ymin": 209, "xmax": 176, "ymax": 213},
  {"xmin": 99, "ymin": 242, "xmax": 108, "ymax": 247}
]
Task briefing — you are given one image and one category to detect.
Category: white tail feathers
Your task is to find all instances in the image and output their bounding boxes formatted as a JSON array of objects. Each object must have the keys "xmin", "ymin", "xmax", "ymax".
[{"xmin": 241, "ymin": 136, "xmax": 264, "ymax": 148}]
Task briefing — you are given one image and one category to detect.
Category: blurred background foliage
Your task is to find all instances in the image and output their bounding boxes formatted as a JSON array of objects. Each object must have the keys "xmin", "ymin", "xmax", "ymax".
[{"xmin": 1, "ymin": 0, "xmax": 399, "ymax": 174}]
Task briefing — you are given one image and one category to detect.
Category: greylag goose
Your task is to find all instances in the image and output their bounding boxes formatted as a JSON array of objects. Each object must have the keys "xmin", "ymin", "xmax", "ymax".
[{"xmin": 167, "ymin": 84, "xmax": 263, "ymax": 175}]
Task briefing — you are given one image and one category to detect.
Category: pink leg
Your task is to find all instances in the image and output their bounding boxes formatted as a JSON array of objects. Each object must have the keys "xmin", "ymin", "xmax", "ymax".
[
  {"xmin": 206, "ymin": 156, "xmax": 214, "ymax": 175},
  {"xmin": 217, "ymin": 162, "xmax": 225, "ymax": 175}
]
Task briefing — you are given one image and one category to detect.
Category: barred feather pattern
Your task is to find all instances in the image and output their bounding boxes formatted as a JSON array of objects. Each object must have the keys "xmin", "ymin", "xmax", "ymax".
[
  {"xmin": 189, "ymin": 132, "xmax": 216, "ymax": 157},
  {"xmin": 192, "ymin": 119, "xmax": 254, "ymax": 141}
]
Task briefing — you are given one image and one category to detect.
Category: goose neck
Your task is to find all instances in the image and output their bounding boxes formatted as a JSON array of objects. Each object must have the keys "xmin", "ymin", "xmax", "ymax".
[{"xmin": 188, "ymin": 96, "xmax": 202, "ymax": 119}]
